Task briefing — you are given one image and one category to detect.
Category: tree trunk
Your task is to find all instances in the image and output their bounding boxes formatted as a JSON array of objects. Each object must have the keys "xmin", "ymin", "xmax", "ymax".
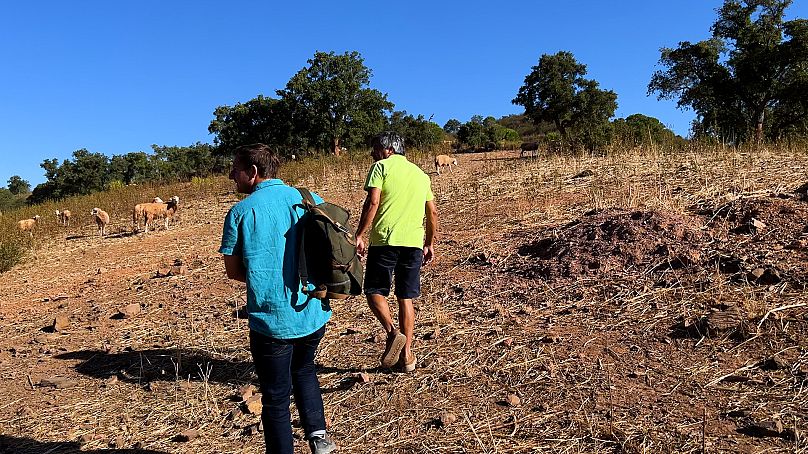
[
  {"xmin": 754, "ymin": 109, "xmax": 765, "ymax": 143},
  {"xmin": 332, "ymin": 137, "xmax": 341, "ymax": 156}
]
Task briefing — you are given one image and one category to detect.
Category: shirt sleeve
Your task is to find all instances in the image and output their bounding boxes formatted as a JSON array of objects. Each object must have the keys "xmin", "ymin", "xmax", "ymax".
[
  {"xmin": 364, "ymin": 162, "xmax": 384, "ymax": 190},
  {"xmin": 425, "ymin": 174, "xmax": 434, "ymax": 201},
  {"xmin": 219, "ymin": 206, "xmax": 242, "ymax": 256}
]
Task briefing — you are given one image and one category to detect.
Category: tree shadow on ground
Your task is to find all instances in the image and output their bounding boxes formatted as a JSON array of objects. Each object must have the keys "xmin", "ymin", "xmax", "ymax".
[
  {"xmin": 54, "ymin": 348, "xmax": 254, "ymax": 385},
  {"xmin": 0, "ymin": 435, "xmax": 167, "ymax": 454}
]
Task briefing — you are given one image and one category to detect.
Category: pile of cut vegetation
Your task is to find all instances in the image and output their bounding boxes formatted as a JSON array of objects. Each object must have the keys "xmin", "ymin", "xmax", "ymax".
[{"xmin": 510, "ymin": 208, "xmax": 709, "ymax": 282}]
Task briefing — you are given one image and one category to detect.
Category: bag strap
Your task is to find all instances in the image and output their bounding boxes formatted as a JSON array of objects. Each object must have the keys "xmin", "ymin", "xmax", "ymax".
[{"xmin": 296, "ymin": 188, "xmax": 315, "ymax": 293}]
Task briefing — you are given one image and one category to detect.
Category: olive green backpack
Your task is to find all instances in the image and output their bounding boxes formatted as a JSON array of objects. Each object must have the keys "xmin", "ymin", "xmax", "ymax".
[{"xmin": 296, "ymin": 188, "xmax": 364, "ymax": 299}]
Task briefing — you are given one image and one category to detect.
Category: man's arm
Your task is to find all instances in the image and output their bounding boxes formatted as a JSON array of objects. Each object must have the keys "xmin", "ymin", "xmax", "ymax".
[
  {"xmin": 223, "ymin": 255, "xmax": 247, "ymax": 282},
  {"xmin": 355, "ymin": 187, "xmax": 381, "ymax": 257},
  {"xmin": 423, "ymin": 199, "xmax": 438, "ymax": 264}
]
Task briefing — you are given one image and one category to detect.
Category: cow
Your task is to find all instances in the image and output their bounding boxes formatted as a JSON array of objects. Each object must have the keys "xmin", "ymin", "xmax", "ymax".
[{"xmin": 520, "ymin": 142, "xmax": 540, "ymax": 158}]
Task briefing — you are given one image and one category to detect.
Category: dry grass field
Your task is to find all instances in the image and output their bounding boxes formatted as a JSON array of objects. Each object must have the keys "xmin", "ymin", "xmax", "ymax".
[{"xmin": 0, "ymin": 145, "xmax": 807, "ymax": 453}]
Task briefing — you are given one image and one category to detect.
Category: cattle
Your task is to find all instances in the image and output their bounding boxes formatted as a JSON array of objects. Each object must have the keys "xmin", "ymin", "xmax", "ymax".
[{"xmin": 520, "ymin": 142, "xmax": 540, "ymax": 158}]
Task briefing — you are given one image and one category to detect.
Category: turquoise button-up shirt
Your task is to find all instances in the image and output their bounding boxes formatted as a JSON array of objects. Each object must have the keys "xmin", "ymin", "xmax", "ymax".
[{"xmin": 219, "ymin": 179, "xmax": 331, "ymax": 339}]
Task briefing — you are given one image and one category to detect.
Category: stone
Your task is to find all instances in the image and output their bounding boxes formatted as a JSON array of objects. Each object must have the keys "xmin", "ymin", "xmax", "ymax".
[
  {"xmin": 118, "ymin": 303, "xmax": 141, "ymax": 318},
  {"xmin": 52, "ymin": 315, "xmax": 70, "ymax": 332},
  {"xmin": 505, "ymin": 394, "xmax": 521, "ymax": 407},
  {"xmin": 356, "ymin": 372, "xmax": 372, "ymax": 384},
  {"xmin": 244, "ymin": 394, "xmax": 262, "ymax": 415},
  {"xmin": 237, "ymin": 384, "xmax": 256, "ymax": 401},
  {"xmin": 40, "ymin": 377, "xmax": 78, "ymax": 389},
  {"xmin": 439, "ymin": 411, "xmax": 457, "ymax": 427},
  {"xmin": 173, "ymin": 429, "xmax": 199, "ymax": 442},
  {"xmin": 170, "ymin": 265, "xmax": 188, "ymax": 276}
]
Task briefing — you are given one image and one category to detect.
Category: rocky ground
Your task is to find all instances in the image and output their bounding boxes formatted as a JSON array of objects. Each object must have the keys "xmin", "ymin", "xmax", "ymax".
[{"xmin": 0, "ymin": 147, "xmax": 807, "ymax": 453}]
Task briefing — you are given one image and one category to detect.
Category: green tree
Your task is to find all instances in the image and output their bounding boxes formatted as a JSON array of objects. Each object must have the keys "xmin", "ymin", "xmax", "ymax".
[
  {"xmin": 457, "ymin": 120, "xmax": 487, "ymax": 148},
  {"xmin": 152, "ymin": 143, "xmax": 218, "ymax": 182},
  {"xmin": 613, "ymin": 114, "xmax": 680, "ymax": 146},
  {"xmin": 277, "ymin": 51, "xmax": 393, "ymax": 155},
  {"xmin": 443, "ymin": 119, "xmax": 461, "ymax": 135},
  {"xmin": 7, "ymin": 175, "xmax": 30, "ymax": 195},
  {"xmin": 388, "ymin": 111, "xmax": 445, "ymax": 149},
  {"xmin": 649, "ymin": 0, "xmax": 808, "ymax": 142},
  {"xmin": 513, "ymin": 51, "xmax": 617, "ymax": 149},
  {"xmin": 208, "ymin": 96, "xmax": 299, "ymax": 156}
]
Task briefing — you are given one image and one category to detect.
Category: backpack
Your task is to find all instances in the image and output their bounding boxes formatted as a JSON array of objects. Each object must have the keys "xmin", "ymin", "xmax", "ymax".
[{"xmin": 296, "ymin": 188, "xmax": 364, "ymax": 299}]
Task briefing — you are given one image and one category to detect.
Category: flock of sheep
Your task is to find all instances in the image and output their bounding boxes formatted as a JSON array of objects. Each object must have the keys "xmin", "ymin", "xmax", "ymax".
[{"xmin": 15, "ymin": 195, "xmax": 180, "ymax": 238}]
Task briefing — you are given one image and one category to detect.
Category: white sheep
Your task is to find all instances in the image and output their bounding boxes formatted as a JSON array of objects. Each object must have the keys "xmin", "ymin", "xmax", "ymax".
[
  {"xmin": 434, "ymin": 154, "xmax": 458, "ymax": 175},
  {"xmin": 132, "ymin": 197, "xmax": 165, "ymax": 231},
  {"xmin": 55, "ymin": 209, "xmax": 72, "ymax": 226},
  {"xmin": 91, "ymin": 208, "xmax": 110, "ymax": 236},
  {"xmin": 17, "ymin": 215, "xmax": 41, "ymax": 237},
  {"xmin": 142, "ymin": 196, "xmax": 180, "ymax": 233}
]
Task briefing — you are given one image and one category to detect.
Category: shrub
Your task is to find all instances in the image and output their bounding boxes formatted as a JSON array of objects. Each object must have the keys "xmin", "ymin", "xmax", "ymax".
[{"xmin": 0, "ymin": 240, "xmax": 25, "ymax": 273}]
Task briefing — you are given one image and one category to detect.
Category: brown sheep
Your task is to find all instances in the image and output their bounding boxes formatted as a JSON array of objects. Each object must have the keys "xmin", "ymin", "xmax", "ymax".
[
  {"xmin": 142, "ymin": 196, "xmax": 180, "ymax": 233},
  {"xmin": 17, "ymin": 215, "xmax": 41, "ymax": 237},
  {"xmin": 434, "ymin": 154, "xmax": 458, "ymax": 175},
  {"xmin": 132, "ymin": 197, "xmax": 165, "ymax": 231},
  {"xmin": 91, "ymin": 208, "xmax": 110, "ymax": 236},
  {"xmin": 55, "ymin": 209, "xmax": 72, "ymax": 226}
]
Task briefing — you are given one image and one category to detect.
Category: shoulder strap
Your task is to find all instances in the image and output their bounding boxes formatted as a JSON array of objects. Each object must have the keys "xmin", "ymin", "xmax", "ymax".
[{"xmin": 295, "ymin": 187, "xmax": 315, "ymax": 293}]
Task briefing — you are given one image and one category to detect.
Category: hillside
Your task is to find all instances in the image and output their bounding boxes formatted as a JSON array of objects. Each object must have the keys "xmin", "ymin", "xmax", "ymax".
[{"xmin": 0, "ymin": 147, "xmax": 807, "ymax": 453}]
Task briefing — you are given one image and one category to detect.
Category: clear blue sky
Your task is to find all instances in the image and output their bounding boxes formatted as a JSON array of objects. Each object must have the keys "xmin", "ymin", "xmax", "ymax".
[{"xmin": 1, "ymin": 1, "xmax": 806, "ymax": 187}]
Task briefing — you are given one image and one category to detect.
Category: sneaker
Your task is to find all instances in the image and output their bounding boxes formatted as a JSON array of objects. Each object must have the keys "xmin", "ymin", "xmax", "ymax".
[
  {"xmin": 398, "ymin": 351, "xmax": 417, "ymax": 373},
  {"xmin": 380, "ymin": 329, "xmax": 406, "ymax": 368},
  {"xmin": 309, "ymin": 434, "xmax": 337, "ymax": 454}
]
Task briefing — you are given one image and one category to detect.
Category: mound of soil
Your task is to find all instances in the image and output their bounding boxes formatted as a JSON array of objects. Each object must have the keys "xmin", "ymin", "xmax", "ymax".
[{"xmin": 511, "ymin": 208, "xmax": 709, "ymax": 281}]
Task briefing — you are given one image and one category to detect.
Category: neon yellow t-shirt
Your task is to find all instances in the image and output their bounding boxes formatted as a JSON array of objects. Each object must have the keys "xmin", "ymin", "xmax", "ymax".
[{"xmin": 364, "ymin": 154, "xmax": 434, "ymax": 248}]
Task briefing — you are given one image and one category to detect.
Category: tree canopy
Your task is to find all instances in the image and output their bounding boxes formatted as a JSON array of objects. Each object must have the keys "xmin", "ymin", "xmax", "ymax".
[
  {"xmin": 7, "ymin": 176, "xmax": 30, "ymax": 195},
  {"xmin": 649, "ymin": 0, "xmax": 808, "ymax": 142},
  {"xmin": 513, "ymin": 51, "xmax": 618, "ymax": 150}
]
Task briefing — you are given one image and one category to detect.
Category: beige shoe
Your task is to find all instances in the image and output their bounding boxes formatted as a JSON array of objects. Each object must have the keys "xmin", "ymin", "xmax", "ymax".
[
  {"xmin": 381, "ymin": 330, "xmax": 407, "ymax": 368},
  {"xmin": 399, "ymin": 351, "xmax": 416, "ymax": 373}
]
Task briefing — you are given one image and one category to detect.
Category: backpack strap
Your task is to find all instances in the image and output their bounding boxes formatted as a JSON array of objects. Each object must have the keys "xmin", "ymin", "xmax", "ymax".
[{"xmin": 296, "ymin": 187, "xmax": 316, "ymax": 294}]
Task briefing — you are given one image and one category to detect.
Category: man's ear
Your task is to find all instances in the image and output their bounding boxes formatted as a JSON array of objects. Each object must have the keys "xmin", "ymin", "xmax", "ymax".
[{"xmin": 249, "ymin": 164, "xmax": 259, "ymax": 179}]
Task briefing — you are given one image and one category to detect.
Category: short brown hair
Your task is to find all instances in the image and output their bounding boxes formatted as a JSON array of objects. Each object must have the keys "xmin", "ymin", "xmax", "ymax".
[{"xmin": 232, "ymin": 143, "xmax": 281, "ymax": 179}]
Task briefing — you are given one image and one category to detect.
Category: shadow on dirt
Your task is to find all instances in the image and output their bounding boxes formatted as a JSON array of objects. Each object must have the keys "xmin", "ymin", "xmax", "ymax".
[
  {"xmin": 54, "ymin": 348, "xmax": 253, "ymax": 385},
  {"xmin": 0, "ymin": 435, "xmax": 167, "ymax": 454}
]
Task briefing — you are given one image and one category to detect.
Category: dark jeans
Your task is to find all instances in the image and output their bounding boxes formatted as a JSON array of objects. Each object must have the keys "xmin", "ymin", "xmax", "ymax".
[{"xmin": 249, "ymin": 326, "xmax": 327, "ymax": 454}]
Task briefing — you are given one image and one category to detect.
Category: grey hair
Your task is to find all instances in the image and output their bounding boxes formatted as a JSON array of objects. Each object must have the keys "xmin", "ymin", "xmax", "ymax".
[{"xmin": 371, "ymin": 131, "xmax": 406, "ymax": 156}]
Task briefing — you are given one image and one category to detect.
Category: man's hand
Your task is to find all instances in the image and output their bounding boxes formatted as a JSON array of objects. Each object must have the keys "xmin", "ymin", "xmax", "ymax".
[
  {"xmin": 356, "ymin": 235, "xmax": 367, "ymax": 258},
  {"xmin": 423, "ymin": 244, "xmax": 434, "ymax": 265}
]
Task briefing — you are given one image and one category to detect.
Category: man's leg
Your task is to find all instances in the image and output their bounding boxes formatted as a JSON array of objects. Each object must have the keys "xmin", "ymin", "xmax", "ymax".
[
  {"xmin": 394, "ymin": 247, "xmax": 424, "ymax": 369},
  {"xmin": 290, "ymin": 325, "xmax": 327, "ymax": 438},
  {"xmin": 249, "ymin": 330, "xmax": 294, "ymax": 454},
  {"xmin": 364, "ymin": 246, "xmax": 407, "ymax": 367}
]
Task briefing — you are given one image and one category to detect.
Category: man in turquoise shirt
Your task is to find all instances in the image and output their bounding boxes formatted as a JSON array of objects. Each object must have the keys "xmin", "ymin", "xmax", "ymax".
[{"xmin": 220, "ymin": 143, "xmax": 335, "ymax": 454}]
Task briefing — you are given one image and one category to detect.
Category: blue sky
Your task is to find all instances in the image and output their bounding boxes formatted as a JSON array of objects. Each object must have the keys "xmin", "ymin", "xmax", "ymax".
[{"xmin": 1, "ymin": 1, "xmax": 806, "ymax": 187}]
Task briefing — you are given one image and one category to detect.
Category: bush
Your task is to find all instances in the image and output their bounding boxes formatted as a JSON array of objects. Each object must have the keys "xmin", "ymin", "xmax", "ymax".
[{"xmin": 0, "ymin": 240, "xmax": 25, "ymax": 273}]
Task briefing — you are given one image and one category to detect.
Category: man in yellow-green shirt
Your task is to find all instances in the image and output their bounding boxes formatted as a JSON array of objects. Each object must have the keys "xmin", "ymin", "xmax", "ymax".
[{"xmin": 355, "ymin": 132, "xmax": 439, "ymax": 372}]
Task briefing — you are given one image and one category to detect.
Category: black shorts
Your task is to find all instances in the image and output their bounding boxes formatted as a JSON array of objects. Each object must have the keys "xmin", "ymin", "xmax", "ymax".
[{"xmin": 364, "ymin": 246, "xmax": 423, "ymax": 299}]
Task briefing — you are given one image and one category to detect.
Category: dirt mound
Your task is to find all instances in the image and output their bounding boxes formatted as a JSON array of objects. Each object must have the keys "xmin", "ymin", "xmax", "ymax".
[{"xmin": 511, "ymin": 208, "xmax": 709, "ymax": 281}]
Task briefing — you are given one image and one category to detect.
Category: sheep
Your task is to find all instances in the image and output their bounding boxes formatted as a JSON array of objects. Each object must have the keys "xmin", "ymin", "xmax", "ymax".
[
  {"xmin": 91, "ymin": 208, "xmax": 110, "ymax": 237},
  {"xmin": 55, "ymin": 209, "xmax": 72, "ymax": 226},
  {"xmin": 132, "ymin": 197, "xmax": 165, "ymax": 231},
  {"xmin": 142, "ymin": 196, "xmax": 180, "ymax": 233},
  {"xmin": 17, "ymin": 215, "xmax": 41, "ymax": 237},
  {"xmin": 434, "ymin": 154, "xmax": 458, "ymax": 175}
]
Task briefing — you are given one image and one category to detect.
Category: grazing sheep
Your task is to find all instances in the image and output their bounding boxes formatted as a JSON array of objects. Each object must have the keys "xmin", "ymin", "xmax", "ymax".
[
  {"xmin": 17, "ymin": 215, "xmax": 41, "ymax": 237},
  {"xmin": 91, "ymin": 208, "xmax": 110, "ymax": 236},
  {"xmin": 142, "ymin": 196, "xmax": 180, "ymax": 233},
  {"xmin": 55, "ymin": 209, "xmax": 72, "ymax": 226},
  {"xmin": 132, "ymin": 197, "xmax": 165, "ymax": 231},
  {"xmin": 434, "ymin": 154, "xmax": 458, "ymax": 175}
]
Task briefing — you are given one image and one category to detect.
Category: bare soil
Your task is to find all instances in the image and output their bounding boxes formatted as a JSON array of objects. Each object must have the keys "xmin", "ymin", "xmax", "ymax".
[{"xmin": 1, "ymin": 148, "xmax": 807, "ymax": 453}]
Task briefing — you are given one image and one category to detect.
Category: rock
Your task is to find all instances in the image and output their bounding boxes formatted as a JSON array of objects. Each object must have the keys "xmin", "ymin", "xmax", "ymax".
[
  {"xmin": 706, "ymin": 305, "xmax": 744, "ymax": 333},
  {"xmin": 40, "ymin": 377, "xmax": 78, "ymax": 389},
  {"xmin": 244, "ymin": 394, "xmax": 262, "ymax": 415},
  {"xmin": 79, "ymin": 434, "xmax": 94, "ymax": 444},
  {"xmin": 423, "ymin": 327, "xmax": 440, "ymax": 340},
  {"xmin": 748, "ymin": 267, "xmax": 781, "ymax": 285},
  {"xmin": 502, "ymin": 337, "xmax": 513, "ymax": 347},
  {"xmin": 237, "ymin": 384, "xmax": 256, "ymax": 401},
  {"xmin": 226, "ymin": 407, "xmax": 243, "ymax": 421},
  {"xmin": 738, "ymin": 420, "xmax": 795, "ymax": 440},
  {"xmin": 170, "ymin": 265, "xmax": 188, "ymax": 276},
  {"xmin": 118, "ymin": 303, "xmax": 141, "ymax": 318},
  {"xmin": 439, "ymin": 411, "xmax": 457, "ymax": 427},
  {"xmin": 573, "ymin": 169, "xmax": 594, "ymax": 178},
  {"xmin": 52, "ymin": 315, "xmax": 70, "ymax": 332},
  {"xmin": 505, "ymin": 394, "xmax": 521, "ymax": 407},
  {"xmin": 96, "ymin": 267, "xmax": 106, "ymax": 275},
  {"xmin": 173, "ymin": 429, "xmax": 198, "ymax": 442},
  {"xmin": 758, "ymin": 356, "xmax": 786, "ymax": 371},
  {"xmin": 356, "ymin": 372, "xmax": 372, "ymax": 384},
  {"xmin": 751, "ymin": 218, "xmax": 766, "ymax": 232}
]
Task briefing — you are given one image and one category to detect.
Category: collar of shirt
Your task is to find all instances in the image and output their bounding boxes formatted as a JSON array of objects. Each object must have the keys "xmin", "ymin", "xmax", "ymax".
[{"xmin": 255, "ymin": 179, "xmax": 284, "ymax": 191}]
